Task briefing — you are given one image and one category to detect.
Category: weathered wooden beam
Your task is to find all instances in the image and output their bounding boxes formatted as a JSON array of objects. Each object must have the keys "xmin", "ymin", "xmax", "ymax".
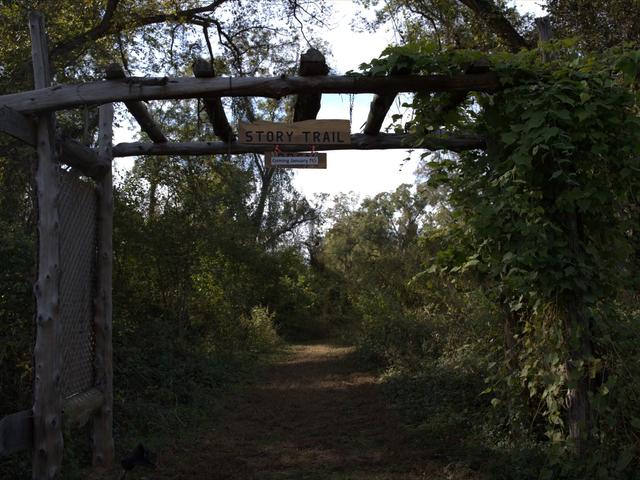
[
  {"xmin": 293, "ymin": 48, "xmax": 328, "ymax": 121},
  {"xmin": 58, "ymin": 134, "xmax": 109, "ymax": 178},
  {"xmin": 4, "ymin": 390, "xmax": 105, "ymax": 455},
  {"xmin": 62, "ymin": 389, "xmax": 104, "ymax": 430},
  {"xmin": 536, "ymin": 16, "xmax": 554, "ymax": 62},
  {"xmin": 92, "ymin": 103, "xmax": 115, "ymax": 469},
  {"xmin": 113, "ymin": 132, "xmax": 485, "ymax": 157},
  {"xmin": 535, "ymin": 16, "xmax": 553, "ymax": 44},
  {"xmin": 29, "ymin": 12, "xmax": 64, "ymax": 480},
  {"xmin": 0, "ymin": 74, "xmax": 502, "ymax": 114},
  {"xmin": 104, "ymin": 64, "xmax": 168, "ymax": 143},
  {"xmin": 363, "ymin": 93, "xmax": 397, "ymax": 136},
  {"xmin": 192, "ymin": 58, "xmax": 234, "ymax": 142},
  {"xmin": 0, "ymin": 105, "xmax": 107, "ymax": 178},
  {"xmin": 363, "ymin": 64, "xmax": 414, "ymax": 136},
  {"xmin": 432, "ymin": 59, "xmax": 492, "ymax": 120},
  {"xmin": 0, "ymin": 410, "xmax": 33, "ymax": 458},
  {"xmin": 0, "ymin": 105, "xmax": 37, "ymax": 144}
]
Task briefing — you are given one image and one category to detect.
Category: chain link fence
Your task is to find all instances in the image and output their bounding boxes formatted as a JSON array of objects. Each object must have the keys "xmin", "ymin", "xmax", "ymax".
[{"xmin": 58, "ymin": 171, "xmax": 98, "ymax": 399}]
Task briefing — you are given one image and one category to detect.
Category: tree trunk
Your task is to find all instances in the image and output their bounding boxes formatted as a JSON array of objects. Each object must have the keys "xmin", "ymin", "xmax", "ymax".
[
  {"xmin": 503, "ymin": 304, "xmax": 518, "ymax": 370},
  {"xmin": 251, "ymin": 163, "xmax": 274, "ymax": 234},
  {"xmin": 29, "ymin": 12, "xmax": 64, "ymax": 479},
  {"xmin": 563, "ymin": 211, "xmax": 592, "ymax": 457}
]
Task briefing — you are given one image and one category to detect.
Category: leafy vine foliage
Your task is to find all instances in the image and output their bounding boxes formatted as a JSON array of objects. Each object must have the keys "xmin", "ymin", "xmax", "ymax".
[{"xmin": 356, "ymin": 42, "xmax": 640, "ymax": 476}]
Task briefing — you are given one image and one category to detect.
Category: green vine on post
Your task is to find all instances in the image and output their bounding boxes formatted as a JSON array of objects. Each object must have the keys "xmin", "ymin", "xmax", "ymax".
[{"xmin": 359, "ymin": 41, "xmax": 640, "ymax": 466}]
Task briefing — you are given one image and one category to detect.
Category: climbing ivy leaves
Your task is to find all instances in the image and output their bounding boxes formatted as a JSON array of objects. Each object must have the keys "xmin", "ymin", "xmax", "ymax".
[
  {"xmin": 359, "ymin": 43, "xmax": 640, "ymax": 474},
  {"xmin": 477, "ymin": 67, "xmax": 639, "ymax": 301},
  {"xmin": 448, "ymin": 50, "xmax": 640, "ymax": 472}
]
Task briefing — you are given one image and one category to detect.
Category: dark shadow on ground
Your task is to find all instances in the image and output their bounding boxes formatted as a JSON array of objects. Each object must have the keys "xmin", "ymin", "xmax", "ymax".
[{"xmin": 130, "ymin": 344, "xmax": 510, "ymax": 480}]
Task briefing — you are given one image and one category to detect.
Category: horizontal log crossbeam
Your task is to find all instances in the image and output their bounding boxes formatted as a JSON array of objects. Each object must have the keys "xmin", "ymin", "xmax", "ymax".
[
  {"xmin": 113, "ymin": 132, "xmax": 485, "ymax": 157},
  {"xmin": 2, "ymin": 100, "xmax": 486, "ymax": 158},
  {"xmin": 0, "ymin": 105, "xmax": 108, "ymax": 178},
  {"xmin": 0, "ymin": 74, "xmax": 501, "ymax": 114},
  {"xmin": 1, "ymin": 73, "xmax": 496, "ymax": 158},
  {"xmin": 0, "ymin": 389, "xmax": 104, "ymax": 459}
]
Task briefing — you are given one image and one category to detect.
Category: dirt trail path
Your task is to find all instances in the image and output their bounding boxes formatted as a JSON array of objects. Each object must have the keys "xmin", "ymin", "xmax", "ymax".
[{"xmin": 155, "ymin": 344, "xmax": 455, "ymax": 479}]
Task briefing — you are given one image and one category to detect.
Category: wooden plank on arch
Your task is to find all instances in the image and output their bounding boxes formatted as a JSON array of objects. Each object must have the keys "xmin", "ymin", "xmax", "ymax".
[
  {"xmin": 92, "ymin": 103, "xmax": 115, "ymax": 469},
  {"xmin": 0, "ymin": 74, "xmax": 502, "ymax": 115},
  {"xmin": 29, "ymin": 11, "xmax": 65, "ymax": 479}
]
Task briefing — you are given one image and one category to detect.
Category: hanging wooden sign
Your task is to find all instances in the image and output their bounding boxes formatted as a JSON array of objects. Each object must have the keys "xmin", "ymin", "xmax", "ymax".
[
  {"xmin": 265, "ymin": 152, "xmax": 327, "ymax": 169},
  {"xmin": 239, "ymin": 120, "xmax": 350, "ymax": 145}
]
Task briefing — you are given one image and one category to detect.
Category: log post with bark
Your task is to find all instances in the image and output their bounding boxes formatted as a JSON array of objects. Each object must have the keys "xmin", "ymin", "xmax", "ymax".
[
  {"xmin": 29, "ymin": 12, "xmax": 64, "ymax": 479},
  {"xmin": 537, "ymin": 15, "xmax": 592, "ymax": 455},
  {"xmin": 293, "ymin": 48, "xmax": 329, "ymax": 121},
  {"xmin": 105, "ymin": 63, "xmax": 168, "ymax": 143},
  {"xmin": 192, "ymin": 58, "xmax": 234, "ymax": 142},
  {"xmin": 91, "ymin": 103, "xmax": 115, "ymax": 468}
]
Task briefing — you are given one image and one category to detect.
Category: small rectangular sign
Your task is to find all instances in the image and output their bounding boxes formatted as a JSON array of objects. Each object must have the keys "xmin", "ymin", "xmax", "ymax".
[
  {"xmin": 265, "ymin": 152, "xmax": 327, "ymax": 169},
  {"xmin": 239, "ymin": 120, "xmax": 350, "ymax": 145}
]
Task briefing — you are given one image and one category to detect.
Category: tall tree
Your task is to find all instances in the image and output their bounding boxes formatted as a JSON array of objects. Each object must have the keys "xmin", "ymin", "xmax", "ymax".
[{"xmin": 545, "ymin": 0, "xmax": 640, "ymax": 50}]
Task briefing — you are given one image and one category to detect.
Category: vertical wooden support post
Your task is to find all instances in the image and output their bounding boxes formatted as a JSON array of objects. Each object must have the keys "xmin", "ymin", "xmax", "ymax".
[
  {"xmin": 292, "ymin": 48, "xmax": 328, "ymax": 122},
  {"xmin": 29, "ymin": 12, "xmax": 64, "ymax": 480},
  {"xmin": 92, "ymin": 103, "xmax": 115, "ymax": 468}
]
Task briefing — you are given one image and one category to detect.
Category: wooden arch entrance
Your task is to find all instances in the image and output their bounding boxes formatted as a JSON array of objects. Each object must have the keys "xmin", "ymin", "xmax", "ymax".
[{"xmin": 0, "ymin": 12, "xmax": 498, "ymax": 479}]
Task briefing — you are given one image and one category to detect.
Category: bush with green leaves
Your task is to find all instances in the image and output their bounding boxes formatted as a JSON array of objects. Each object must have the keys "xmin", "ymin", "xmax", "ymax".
[
  {"xmin": 354, "ymin": 41, "xmax": 640, "ymax": 475},
  {"xmin": 241, "ymin": 306, "xmax": 281, "ymax": 353}
]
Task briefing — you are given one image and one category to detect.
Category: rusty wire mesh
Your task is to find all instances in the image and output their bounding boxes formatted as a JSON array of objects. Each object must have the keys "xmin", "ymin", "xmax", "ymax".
[{"xmin": 58, "ymin": 171, "xmax": 97, "ymax": 399}]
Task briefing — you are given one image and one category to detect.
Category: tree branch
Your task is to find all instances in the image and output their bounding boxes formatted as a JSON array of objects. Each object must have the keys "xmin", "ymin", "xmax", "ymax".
[
  {"xmin": 49, "ymin": 0, "xmax": 121, "ymax": 59},
  {"xmin": 49, "ymin": 0, "xmax": 230, "ymax": 61},
  {"xmin": 456, "ymin": 0, "xmax": 531, "ymax": 52}
]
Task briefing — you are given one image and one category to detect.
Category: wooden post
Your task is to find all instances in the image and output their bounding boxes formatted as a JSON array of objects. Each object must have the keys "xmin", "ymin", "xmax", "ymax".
[
  {"xmin": 535, "ymin": 16, "xmax": 553, "ymax": 43},
  {"xmin": 536, "ymin": 15, "xmax": 591, "ymax": 455},
  {"xmin": 104, "ymin": 64, "xmax": 168, "ymax": 143},
  {"xmin": 292, "ymin": 48, "xmax": 328, "ymax": 122},
  {"xmin": 363, "ymin": 63, "xmax": 411, "ymax": 136},
  {"xmin": 29, "ymin": 12, "xmax": 64, "ymax": 480},
  {"xmin": 535, "ymin": 16, "xmax": 554, "ymax": 62},
  {"xmin": 192, "ymin": 58, "xmax": 235, "ymax": 142},
  {"xmin": 92, "ymin": 103, "xmax": 114, "ymax": 468}
]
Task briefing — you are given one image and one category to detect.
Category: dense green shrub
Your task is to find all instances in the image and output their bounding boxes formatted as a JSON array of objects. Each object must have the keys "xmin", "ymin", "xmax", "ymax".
[
  {"xmin": 241, "ymin": 306, "xmax": 281, "ymax": 353},
  {"xmin": 346, "ymin": 43, "xmax": 640, "ymax": 477}
]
